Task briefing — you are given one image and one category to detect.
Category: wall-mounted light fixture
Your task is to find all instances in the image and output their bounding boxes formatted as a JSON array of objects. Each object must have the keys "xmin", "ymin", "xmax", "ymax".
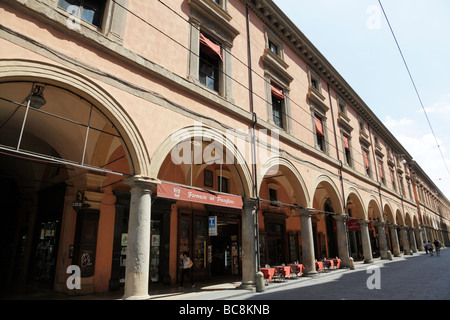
[{"xmin": 28, "ymin": 84, "xmax": 46, "ymax": 109}]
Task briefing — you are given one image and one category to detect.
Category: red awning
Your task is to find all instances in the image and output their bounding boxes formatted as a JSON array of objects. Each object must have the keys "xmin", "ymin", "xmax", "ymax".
[
  {"xmin": 271, "ymin": 83, "xmax": 285, "ymax": 100},
  {"xmin": 314, "ymin": 115, "xmax": 324, "ymax": 136},
  {"xmin": 343, "ymin": 136, "xmax": 350, "ymax": 150},
  {"xmin": 157, "ymin": 182, "xmax": 243, "ymax": 209},
  {"xmin": 363, "ymin": 150, "xmax": 370, "ymax": 169},
  {"xmin": 378, "ymin": 161, "xmax": 384, "ymax": 179},
  {"xmin": 200, "ymin": 32, "xmax": 223, "ymax": 61}
]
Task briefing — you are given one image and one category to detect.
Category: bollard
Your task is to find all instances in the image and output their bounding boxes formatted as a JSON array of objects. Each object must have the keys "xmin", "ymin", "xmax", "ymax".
[{"xmin": 255, "ymin": 271, "xmax": 265, "ymax": 292}]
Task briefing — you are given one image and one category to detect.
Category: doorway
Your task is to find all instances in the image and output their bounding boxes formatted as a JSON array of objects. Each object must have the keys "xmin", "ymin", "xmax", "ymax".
[{"xmin": 211, "ymin": 221, "xmax": 239, "ymax": 276}]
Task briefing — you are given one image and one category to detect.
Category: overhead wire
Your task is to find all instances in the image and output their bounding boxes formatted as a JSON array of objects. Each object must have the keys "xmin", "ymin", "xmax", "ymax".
[
  {"xmin": 0, "ymin": 1, "xmax": 432, "ymax": 208},
  {"xmin": 103, "ymin": 0, "xmax": 423, "ymax": 203},
  {"xmin": 112, "ymin": 0, "xmax": 385, "ymax": 178},
  {"xmin": 378, "ymin": 0, "xmax": 450, "ymax": 178}
]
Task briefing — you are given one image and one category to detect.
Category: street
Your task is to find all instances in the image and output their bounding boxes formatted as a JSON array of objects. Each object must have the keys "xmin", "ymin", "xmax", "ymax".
[{"xmin": 235, "ymin": 249, "xmax": 449, "ymax": 300}]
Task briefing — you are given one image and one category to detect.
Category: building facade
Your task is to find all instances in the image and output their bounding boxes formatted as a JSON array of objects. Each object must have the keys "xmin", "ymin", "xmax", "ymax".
[{"xmin": 0, "ymin": 0, "xmax": 448, "ymax": 299}]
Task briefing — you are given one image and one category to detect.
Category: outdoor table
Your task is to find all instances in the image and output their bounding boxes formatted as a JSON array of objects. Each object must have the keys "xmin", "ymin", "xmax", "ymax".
[
  {"xmin": 260, "ymin": 267, "xmax": 277, "ymax": 282},
  {"xmin": 315, "ymin": 261, "xmax": 323, "ymax": 272},
  {"xmin": 290, "ymin": 264, "xmax": 305, "ymax": 276},
  {"xmin": 333, "ymin": 258, "xmax": 341, "ymax": 269},
  {"xmin": 324, "ymin": 259, "xmax": 334, "ymax": 269},
  {"xmin": 275, "ymin": 266, "xmax": 292, "ymax": 279}
]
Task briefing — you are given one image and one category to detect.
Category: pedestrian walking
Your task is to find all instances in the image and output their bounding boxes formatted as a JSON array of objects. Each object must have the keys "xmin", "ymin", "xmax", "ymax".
[
  {"xmin": 424, "ymin": 242, "xmax": 428, "ymax": 254},
  {"xmin": 427, "ymin": 242, "xmax": 433, "ymax": 256},
  {"xmin": 433, "ymin": 240, "xmax": 441, "ymax": 256},
  {"xmin": 179, "ymin": 251, "xmax": 195, "ymax": 288}
]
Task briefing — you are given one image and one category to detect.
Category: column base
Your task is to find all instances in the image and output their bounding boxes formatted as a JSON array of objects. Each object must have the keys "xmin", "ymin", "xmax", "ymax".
[
  {"xmin": 238, "ymin": 282, "xmax": 256, "ymax": 291},
  {"xmin": 122, "ymin": 294, "xmax": 150, "ymax": 300},
  {"xmin": 304, "ymin": 270, "xmax": 318, "ymax": 277}
]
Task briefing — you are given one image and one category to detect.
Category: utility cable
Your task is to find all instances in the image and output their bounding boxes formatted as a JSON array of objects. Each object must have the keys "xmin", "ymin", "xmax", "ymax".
[{"xmin": 378, "ymin": 0, "xmax": 450, "ymax": 178}]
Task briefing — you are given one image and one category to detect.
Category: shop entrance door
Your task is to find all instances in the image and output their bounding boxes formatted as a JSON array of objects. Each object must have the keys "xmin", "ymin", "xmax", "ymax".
[{"xmin": 211, "ymin": 221, "xmax": 239, "ymax": 276}]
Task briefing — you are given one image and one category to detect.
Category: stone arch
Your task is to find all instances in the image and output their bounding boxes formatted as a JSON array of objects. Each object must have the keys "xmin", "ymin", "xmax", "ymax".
[
  {"xmin": 345, "ymin": 187, "xmax": 366, "ymax": 219},
  {"xmin": 149, "ymin": 124, "xmax": 253, "ymax": 197},
  {"xmin": 367, "ymin": 196, "xmax": 382, "ymax": 221},
  {"xmin": 405, "ymin": 212, "xmax": 413, "ymax": 227},
  {"xmin": 0, "ymin": 59, "xmax": 150, "ymax": 175},
  {"xmin": 311, "ymin": 175, "xmax": 343, "ymax": 214},
  {"xmin": 258, "ymin": 156, "xmax": 309, "ymax": 207},
  {"xmin": 383, "ymin": 202, "xmax": 395, "ymax": 223},
  {"xmin": 395, "ymin": 209, "xmax": 405, "ymax": 226}
]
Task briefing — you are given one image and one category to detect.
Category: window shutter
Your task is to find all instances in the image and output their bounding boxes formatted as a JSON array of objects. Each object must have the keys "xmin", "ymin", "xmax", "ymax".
[
  {"xmin": 200, "ymin": 32, "xmax": 223, "ymax": 61},
  {"xmin": 314, "ymin": 115, "xmax": 324, "ymax": 136}
]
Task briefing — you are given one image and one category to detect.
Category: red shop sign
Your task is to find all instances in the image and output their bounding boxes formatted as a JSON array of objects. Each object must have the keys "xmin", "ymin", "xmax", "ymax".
[
  {"xmin": 157, "ymin": 182, "xmax": 243, "ymax": 209},
  {"xmin": 347, "ymin": 219, "xmax": 360, "ymax": 231}
]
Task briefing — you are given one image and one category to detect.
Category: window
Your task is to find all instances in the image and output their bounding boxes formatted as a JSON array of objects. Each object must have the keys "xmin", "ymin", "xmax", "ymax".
[
  {"xmin": 271, "ymin": 83, "xmax": 285, "ymax": 129},
  {"xmin": 338, "ymin": 101, "xmax": 346, "ymax": 115},
  {"xmin": 311, "ymin": 77, "xmax": 319, "ymax": 90},
  {"xmin": 269, "ymin": 188, "xmax": 278, "ymax": 206},
  {"xmin": 268, "ymin": 40, "xmax": 279, "ymax": 55},
  {"xmin": 199, "ymin": 33, "xmax": 222, "ymax": 92},
  {"xmin": 314, "ymin": 114, "xmax": 326, "ymax": 152},
  {"xmin": 378, "ymin": 159, "xmax": 385, "ymax": 184},
  {"xmin": 58, "ymin": 0, "xmax": 106, "ymax": 28},
  {"xmin": 187, "ymin": 1, "xmax": 238, "ymax": 100},
  {"xmin": 363, "ymin": 149, "xmax": 371, "ymax": 176},
  {"xmin": 390, "ymin": 167, "xmax": 396, "ymax": 191},
  {"xmin": 343, "ymin": 135, "xmax": 352, "ymax": 166},
  {"xmin": 218, "ymin": 176, "xmax": 228, "ymax": 193}
]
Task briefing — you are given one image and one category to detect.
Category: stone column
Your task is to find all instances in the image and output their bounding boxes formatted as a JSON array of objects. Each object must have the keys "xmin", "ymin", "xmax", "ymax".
[
  {"xmin": 376, "ymin": 222, "xmax": 390, "ymax": 260},
  {"xmin": 240, "ymin": 197, "xmax": 258, "ymax": 289},
  {"xmin": 122, "ymin": 176, "xmax": 160, "ymax": 300},
  {"xmin": 409, "ymin": 228, "xmax": 418, "ymax": 253},
  {"xmin": 299, "ymin": 209, "xmax": 317, "ymax": 276},
  {"xmin": 415, "ymin": 228, "xmax": 424, "ymax": 251},
  {"xmin": 359, "ymin": 220, "xmax": 373, "ymax": 263},
  {"xmin": 333, "ymin": 214, "xmax": 354, "ymax": 269},
  {"xmin": 389, "ymin": 225, "xmax": 401, "ymax": 257},
  {"xmin": 420, "ymin": 225, "xmax": 428, "ymax": 243},
  {"xmin": 399, "ymin": 226, "xmax": 411, "ymax": 255}
]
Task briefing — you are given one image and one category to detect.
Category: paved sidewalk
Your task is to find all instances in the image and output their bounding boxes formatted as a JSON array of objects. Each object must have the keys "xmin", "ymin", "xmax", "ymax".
[{"xmin": 3, "ymin": 248, "xmax": 447, "ymax": 300}]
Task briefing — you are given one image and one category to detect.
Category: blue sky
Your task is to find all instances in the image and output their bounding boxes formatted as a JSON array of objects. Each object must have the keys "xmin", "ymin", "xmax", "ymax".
[{"xmin": 273, "ymin": 0, "xmax": 450, "ymax": 200}]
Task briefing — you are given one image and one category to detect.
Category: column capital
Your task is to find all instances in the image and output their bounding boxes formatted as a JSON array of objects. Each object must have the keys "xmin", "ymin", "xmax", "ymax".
[
  {"xmin": 124, "ymin": 175, "xmax": 160, "ymax": 190},
  {"xmin": 243, "ymin": 197, "xmax": 258, "ymax": 209},
  {"xmin": 358, "ymin": 219, "xmax": 369, "ymax": 226},
  {"xmin": 332, "ymin": 214, "xmax": 347, "ymax": 222},
  {"xmin": 374, "ymin": 221, "xmax": 386, "ymax": 228},
  {"xmin": 296, "ymin": 207, "xmax": 314, "ymax": 217}
]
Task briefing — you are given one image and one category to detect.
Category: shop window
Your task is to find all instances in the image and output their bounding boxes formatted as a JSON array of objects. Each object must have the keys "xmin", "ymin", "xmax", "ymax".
[{"xmin": 58, "ymin": 0, "xmax": 107, "ymax": 28}]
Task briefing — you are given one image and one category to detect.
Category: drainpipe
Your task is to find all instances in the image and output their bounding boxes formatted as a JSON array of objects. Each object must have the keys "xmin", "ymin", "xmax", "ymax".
[
  {"xmin": 246, "ymin": 4, "xmax": 262, "ymax": 277},
  {"xmin": 327, "ymin": 83, "xmax": 352, "ymax": 257}
]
